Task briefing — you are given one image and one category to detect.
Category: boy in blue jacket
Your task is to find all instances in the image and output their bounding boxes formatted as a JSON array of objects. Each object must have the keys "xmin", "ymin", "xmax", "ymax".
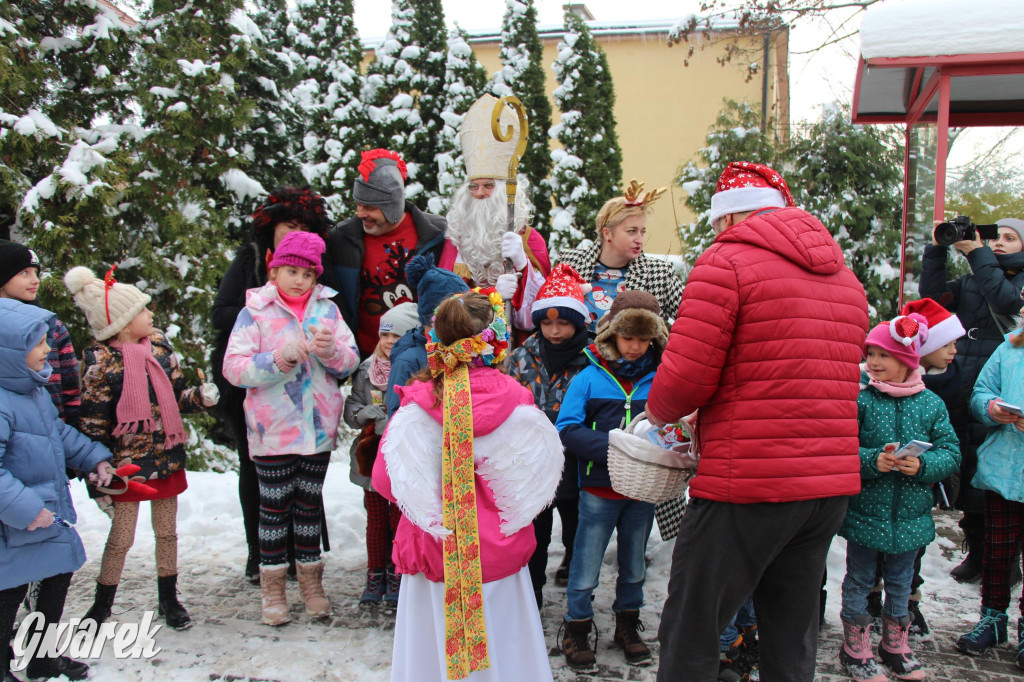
[
  {"xmin": 556, "ymin": 290, "xmax": 668, "ymax": 672},
  {"xmin": 0, "ymin": 300, "xmax": 115, "ymax": 681}
]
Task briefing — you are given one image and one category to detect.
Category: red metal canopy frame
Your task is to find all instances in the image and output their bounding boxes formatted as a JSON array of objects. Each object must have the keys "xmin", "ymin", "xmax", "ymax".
[{"xmin": 851, "ymin": 51, "xmax": 1024, "ymax": 306}]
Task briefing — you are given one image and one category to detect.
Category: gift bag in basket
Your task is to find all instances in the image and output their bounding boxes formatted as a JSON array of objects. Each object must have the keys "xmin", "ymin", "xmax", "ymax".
[{"xmin": 607, "ymin": 412, "xmax": 696, "ymax": 505}]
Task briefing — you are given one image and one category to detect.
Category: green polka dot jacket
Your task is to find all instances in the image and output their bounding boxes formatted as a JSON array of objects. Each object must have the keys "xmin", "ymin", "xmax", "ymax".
[{"xmin": 839, "ymin": 383, "xmax": 961, "ymax": 554}]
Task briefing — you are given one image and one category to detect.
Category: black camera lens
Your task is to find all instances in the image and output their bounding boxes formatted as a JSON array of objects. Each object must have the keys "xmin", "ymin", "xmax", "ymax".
[{"xmin": 934, "ymin": 222, "xmax": 963, "ymax": 247}]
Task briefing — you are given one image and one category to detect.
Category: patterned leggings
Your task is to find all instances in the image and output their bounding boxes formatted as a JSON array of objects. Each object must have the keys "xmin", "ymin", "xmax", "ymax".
[
  {"xmin": 981, "ymin": 491, "xmax": 1024, "ymax": 611},
  {"xmin": 98, "ymin": 497, "xmax": 179, "ymax": 585},
  {"xmin": 254, "ymin": 453, "xmax": 330, "ymax": 565},
  {"xmin": 364, "ymin": 489, "xmax": 401, "ymax": 570}
]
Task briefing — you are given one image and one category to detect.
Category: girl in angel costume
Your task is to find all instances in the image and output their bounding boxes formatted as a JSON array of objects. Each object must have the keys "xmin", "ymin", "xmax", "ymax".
[{"xmin": 372, "ymin": 288, "xmax": 563, "ymax": 681}]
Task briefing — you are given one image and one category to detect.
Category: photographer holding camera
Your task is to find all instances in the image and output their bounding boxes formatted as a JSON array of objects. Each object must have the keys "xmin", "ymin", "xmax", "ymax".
[{"xmin": 920, "ymin": 217, "xmax": 1024, "ymax": 583}]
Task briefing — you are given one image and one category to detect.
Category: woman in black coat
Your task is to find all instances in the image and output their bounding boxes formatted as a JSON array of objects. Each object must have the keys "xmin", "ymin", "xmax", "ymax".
[
  {"xmin": 919, "ymin": 217, "xmax": 1024, "ymax": 582},
  {"xmin": 211, "ymin": 187, "xmax": 332, "ymax": 583}
]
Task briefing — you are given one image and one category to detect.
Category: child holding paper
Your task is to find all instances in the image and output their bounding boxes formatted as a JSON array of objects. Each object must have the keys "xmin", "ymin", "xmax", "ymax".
[
  {"xmin": 955, "ymin": 297, "xmax": 1024, "ymax": 668},
  {"xmin": 839, "ymin": 314, "xmax": 960, "ymax": 682}
]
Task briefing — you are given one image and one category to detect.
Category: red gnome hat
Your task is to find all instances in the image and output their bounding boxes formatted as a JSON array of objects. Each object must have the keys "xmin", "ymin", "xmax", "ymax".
[{"xmin": 530, "ymin": 263, "xmax": 591, "ymax": 330}]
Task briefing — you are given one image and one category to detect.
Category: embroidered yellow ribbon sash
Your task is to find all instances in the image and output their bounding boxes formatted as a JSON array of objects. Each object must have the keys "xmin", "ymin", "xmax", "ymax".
[{"xmin": 427, "ymin": 338, "xmax": 489, "ymax": 679}]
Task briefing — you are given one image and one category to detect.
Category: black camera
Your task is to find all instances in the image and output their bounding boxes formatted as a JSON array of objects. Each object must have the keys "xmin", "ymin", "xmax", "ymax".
[{"xmin": 934, "ymin": 216, "xmax": 999, "ymax": 247}]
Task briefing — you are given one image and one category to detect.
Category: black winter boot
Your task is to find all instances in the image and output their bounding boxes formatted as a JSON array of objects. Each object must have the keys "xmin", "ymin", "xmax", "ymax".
[
  {"xmin": 614, "ymin": 610, "xmax": 652, "ymax": 666},
  {"xmin": 951, "ymin": 514, "xmax": 984, "ymax": 583},
  {"xmin": 81, "ymin": 582, "xmax": 117, "ymax": 627},
  {"xmin": 24, "ymin": 656, "xmax": 89, "ymax": 681},
  {"xmin": 157, "ymin": 575, "xmax": 192, "ymax": 630},
  {"xmin": 562, "ymin": 618, "xmax": 597, "ymax": 672}
]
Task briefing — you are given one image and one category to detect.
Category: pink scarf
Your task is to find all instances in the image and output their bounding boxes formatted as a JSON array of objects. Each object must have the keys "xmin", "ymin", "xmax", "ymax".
[
  {"xmin": 870, "ymin": 370, "xmax": 926, "ymax": 397},
  {"xmin": 110, "ymin": 337, "xmax": 186, "ymax": 448},
  {"xmin": 368, "ymin": 352, "xmax": 391, "ymax": 390}
]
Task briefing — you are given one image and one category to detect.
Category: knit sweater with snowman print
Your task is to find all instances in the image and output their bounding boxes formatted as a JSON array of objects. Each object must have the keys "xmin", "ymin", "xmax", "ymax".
[{"xmin": 838, "ymin": 378, "xmax": 960, "ymax": 554}]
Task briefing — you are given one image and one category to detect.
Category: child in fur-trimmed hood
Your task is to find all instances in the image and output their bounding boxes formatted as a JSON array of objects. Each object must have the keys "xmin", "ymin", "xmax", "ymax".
[{"xmin": 555, "ymin": 290, "xmax": 668, "ymax": 671}]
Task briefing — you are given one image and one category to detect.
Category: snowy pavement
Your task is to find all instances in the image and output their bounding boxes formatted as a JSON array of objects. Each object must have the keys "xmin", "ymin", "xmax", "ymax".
[{"xmin": 27, "ymin": 460, "xmax": 1023, "ymax": 681}]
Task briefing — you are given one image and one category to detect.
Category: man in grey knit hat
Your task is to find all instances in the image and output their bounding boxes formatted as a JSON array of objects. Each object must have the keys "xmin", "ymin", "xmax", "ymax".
[{"xmin": 322, "ymin": 149, "xmax": 448, "ymax": 357}]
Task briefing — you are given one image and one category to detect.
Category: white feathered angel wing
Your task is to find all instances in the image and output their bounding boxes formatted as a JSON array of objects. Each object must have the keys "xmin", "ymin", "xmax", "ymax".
[{"xmin": 475, "ymin": 404, "xmax": 564, "ymax": 536}]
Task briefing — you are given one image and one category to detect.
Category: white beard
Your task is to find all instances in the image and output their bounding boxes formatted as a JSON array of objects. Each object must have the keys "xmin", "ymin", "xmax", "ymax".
[{"xmin": 445, "ymin": 179, "xmax": 534, "ymax": 286}]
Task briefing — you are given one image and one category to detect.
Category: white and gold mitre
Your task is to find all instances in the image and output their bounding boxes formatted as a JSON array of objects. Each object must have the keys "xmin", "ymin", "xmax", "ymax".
[{"xmin": 460, "ymin": 94, "xmax": 521, "ymax": 181}]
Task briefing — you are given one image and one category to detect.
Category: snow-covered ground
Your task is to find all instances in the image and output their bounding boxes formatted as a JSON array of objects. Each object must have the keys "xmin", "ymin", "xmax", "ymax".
[{"xmin": 20, "ymin": 455, "xmax": 1018, "ymax": 681}]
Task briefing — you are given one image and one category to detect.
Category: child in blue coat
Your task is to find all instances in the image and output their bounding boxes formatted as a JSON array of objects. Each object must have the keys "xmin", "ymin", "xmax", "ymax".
[
  {"xmin": 0, "ymin": 300, "xmax": 114, "ymax": 681},
  {"xmin": 556, "ymin": 290, "xmax": 668, "ymax": 671},
  {"xmin": 955, "ymin": 299, "xmax": 1024, "ymax": 670}
]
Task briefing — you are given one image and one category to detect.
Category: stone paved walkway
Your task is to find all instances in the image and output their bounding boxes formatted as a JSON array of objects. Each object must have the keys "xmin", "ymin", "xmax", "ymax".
[{"xmin": 50, "ymin": 507, "xmax": 1023, "ymax": 681}]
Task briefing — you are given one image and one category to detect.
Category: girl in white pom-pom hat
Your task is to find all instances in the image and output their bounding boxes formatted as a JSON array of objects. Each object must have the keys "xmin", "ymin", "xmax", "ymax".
[{"xmin": 64, "ymin": 265, "xmax": 220, "ymax": 632}]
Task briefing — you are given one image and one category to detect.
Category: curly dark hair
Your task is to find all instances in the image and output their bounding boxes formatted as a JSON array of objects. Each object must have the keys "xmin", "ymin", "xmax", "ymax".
[{"xmin": 250, "ymin": 186, "xmax": 332, "ymax": 244}]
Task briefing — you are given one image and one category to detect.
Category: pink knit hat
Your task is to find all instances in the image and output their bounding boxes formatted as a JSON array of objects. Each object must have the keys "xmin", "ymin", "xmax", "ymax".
[
  {"xmin": 864, "ymin": 314, "xmax": 930, "ymax": 371},
  {"xmin": 268, "ymin": 231, "xmax": 325, "ymax": 277}
]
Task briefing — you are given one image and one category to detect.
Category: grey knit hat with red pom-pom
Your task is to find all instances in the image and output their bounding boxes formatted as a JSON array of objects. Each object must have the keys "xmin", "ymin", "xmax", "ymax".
[{"xmin": 353, "ymin": 149, "xmax": 408, "ymax": 224}]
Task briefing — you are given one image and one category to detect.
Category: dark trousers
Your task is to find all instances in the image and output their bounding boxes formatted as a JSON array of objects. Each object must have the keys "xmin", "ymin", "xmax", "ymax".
[
  {"xmin": 1, "ymin": 573, "xmax": 72, "ymax": 677},
  {"xmin": 528, "ymin": 498, "xmax": 579, "ymax": 592},
  {"xmin": 657, "ymin": 496, "xmax": 848, "ymax": 682},
  {"xmin": 982, "ymin": 490, "xmax": 1024, "ymax": 612}
]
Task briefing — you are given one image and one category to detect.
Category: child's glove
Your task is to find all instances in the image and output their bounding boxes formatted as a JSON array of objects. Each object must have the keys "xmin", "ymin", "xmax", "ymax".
[
  {"xmin": 275, "ymin": 339, "xmax": 309, "ymax": 370},
  {"xmin": 200, "ymin": 383, "xmax": 220, "ymax": 407},
  {"xmin": 501, "ymin": 232, "xmax": 528, "ymax": 271},
  {"xmin": 358, "ymin": 404, "xmax": 387, "ymax": 424},
  {"xmin": 309, "ymin": 325, "xmax": 336, "ymax": 360},
  {"xmin": 494, "ymin": 273, "xmax": 519, "ymax": 302}
]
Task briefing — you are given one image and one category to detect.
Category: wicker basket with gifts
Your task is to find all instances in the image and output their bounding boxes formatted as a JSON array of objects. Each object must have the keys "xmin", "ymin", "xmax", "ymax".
[{"xmin": 607, "ymin": 412, "xmax": 698, "ymax": 504}]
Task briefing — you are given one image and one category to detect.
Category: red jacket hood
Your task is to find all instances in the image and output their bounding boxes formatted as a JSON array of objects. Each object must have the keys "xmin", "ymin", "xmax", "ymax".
[
  {"xmin": 716, "ymin": 206, "xmax": 846, "ymax": 276},
  {"xmin": 396, "ymin": 367, "xmax": 534, "ymax": 435}
]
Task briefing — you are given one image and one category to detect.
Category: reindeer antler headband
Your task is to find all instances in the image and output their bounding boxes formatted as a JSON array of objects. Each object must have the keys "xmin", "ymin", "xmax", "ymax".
[{"xmin": 606, "ymin": 179, "xmax": 667, "ymax": 221}]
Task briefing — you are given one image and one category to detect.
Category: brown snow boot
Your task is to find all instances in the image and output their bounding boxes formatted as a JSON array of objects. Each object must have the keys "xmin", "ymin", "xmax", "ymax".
[
  {"xmin": 562, "ymin": 618, "xmax": 597, "ymax": 672},
  {"xmin": 296, "ymin": 560, "xmax": 331, "ymax": 619},
  {"xmin": 259, "ymin": 564, "xmax": 291, "ymax": 626},
  {"xmin": 614, "ymin": 609, "xmax": 653, "ymax": 666}
]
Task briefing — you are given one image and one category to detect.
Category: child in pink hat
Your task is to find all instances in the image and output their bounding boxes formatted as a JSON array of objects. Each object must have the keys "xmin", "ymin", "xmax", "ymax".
[
  {"xmin": 837, "ymin": 315, "xmax": 961, "ymax": 682},
  {"xmin": 224, "ymin": 230, "xmax": 359, "ymax": 625}
]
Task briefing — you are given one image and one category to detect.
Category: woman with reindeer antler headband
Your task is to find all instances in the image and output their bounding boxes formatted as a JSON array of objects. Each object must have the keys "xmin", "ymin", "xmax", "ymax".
[{"xmin": 556, "ymin": 181, "xmax": 684, "ymax": 334}]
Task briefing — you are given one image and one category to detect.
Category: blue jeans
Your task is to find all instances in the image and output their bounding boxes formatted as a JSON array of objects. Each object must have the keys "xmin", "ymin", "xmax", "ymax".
[
  {"xmin": 841, "ymin": 541, "xmax": 918, "ymax": 621},
  {"xmin": 565, "ymin": 490, "xmax": 655, "ymax": 621},
  {"xmin": 719, "ymin": 596, "xmax": 757, "ymax": 651}
]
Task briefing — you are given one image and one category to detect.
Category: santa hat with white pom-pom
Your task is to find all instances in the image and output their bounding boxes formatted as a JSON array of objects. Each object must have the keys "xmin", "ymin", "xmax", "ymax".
[
  {"xmin": 864, "ymin": 313, "xmax": 930, "ymax": 371},
  {"xmin": 531, "ymin": 263, "xmax": 592, "ymax": 330},
  {"xmin": 64, "ymin": 265, "xmax": 151, "ymax": 341}
]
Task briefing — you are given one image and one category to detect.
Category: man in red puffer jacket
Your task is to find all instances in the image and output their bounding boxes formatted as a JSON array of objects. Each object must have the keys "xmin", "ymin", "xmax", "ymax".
[{"xmin": 649, "ymin": 162, "xmax": 869, "ymax": 682}]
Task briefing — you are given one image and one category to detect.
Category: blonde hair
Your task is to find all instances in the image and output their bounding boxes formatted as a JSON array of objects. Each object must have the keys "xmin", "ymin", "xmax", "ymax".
[{"xmin": 596, "ymin": 199, "xmax": 650, "ymax": 238}]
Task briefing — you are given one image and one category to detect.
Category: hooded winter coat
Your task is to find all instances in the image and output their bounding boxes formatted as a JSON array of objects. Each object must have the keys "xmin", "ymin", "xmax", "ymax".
[
  {"xmin": 839, "ymin": 383, "xmax": 960, "ymax": 554},
  {"xmin": 645, "ymin": 206, "xmax": 870, "ymax": 504},
  {"xmin": 223, "ymin": 282, "xmax": 359, "ymax": 456},
  {"xmin": 970, "ymin": 333, "xmax": 1024, "ymax": 504},
  {"xmin": 372, "ymin": 368, "xmax": 562, "ymax": 583},
  {"xmin": 0, "ymin": 301, "xmax": 111, "ymax": 590}
]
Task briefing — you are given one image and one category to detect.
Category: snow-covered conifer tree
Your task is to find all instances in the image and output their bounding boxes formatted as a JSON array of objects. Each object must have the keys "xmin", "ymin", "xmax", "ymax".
[
  {"xmin": 407, "ymin": 0, "xmax": 449, "ymax": 202},
  {"xmin": 428, "ymin": 28, "xmax": 488, "ymax": 215},
  {"xmin": 490, "ymin": 0, "xmax": 553, "ymax": 236},
  {"xmin": 676, "ymin": 101, "xmax": 779, "ymax": 261},
  {"xmin": 363, "ymin": 0, "xmax": 422, "ymax": 197},
  {"xmin": 787, "ymin": 105, "xmax": 903, "ymax": 321},
  {"xmin": 288, "ymin": 0, "xmax": 366, "ymax": 215},
  {"xmin": 547, "ymin": 10, "xmax": 623, "ymax": 253}
]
